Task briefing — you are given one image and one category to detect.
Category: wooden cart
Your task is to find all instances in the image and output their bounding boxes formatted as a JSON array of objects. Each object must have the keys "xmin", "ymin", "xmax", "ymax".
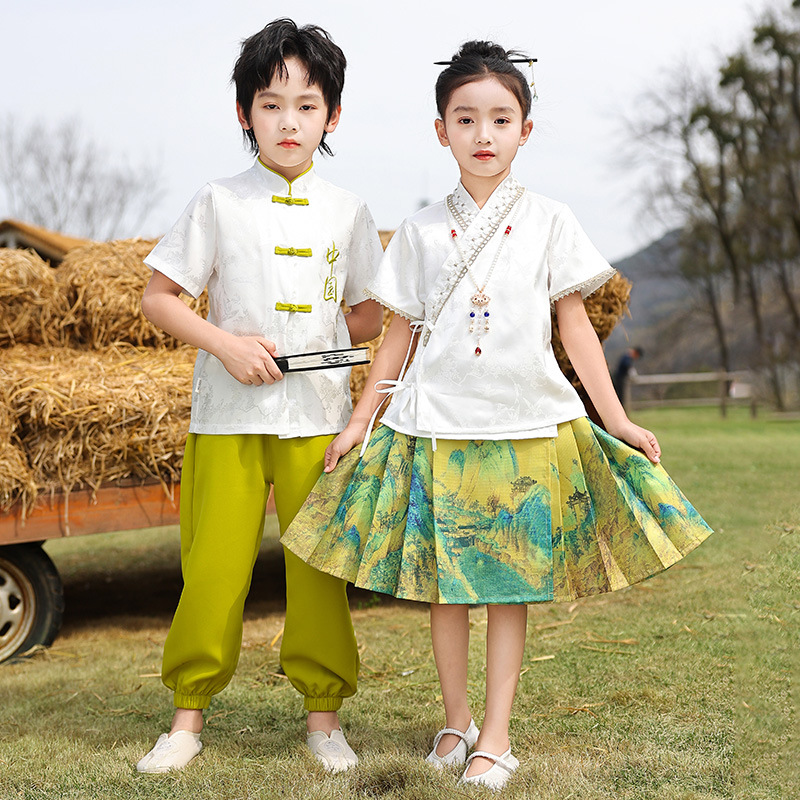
[{"xmin": 0, "ymin": 483, "xmax": 180, "ymax": 663}]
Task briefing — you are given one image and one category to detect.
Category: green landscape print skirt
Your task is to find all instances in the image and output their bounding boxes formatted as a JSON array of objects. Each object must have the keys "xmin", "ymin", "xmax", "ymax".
[{"xmin": 282, "ymin": 419, "xmax": 713, "ymax": 604}]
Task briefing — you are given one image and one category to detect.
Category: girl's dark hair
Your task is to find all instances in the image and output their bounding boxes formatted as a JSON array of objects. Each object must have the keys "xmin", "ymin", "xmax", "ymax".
[
  {"xmin": 232, "ymin": 18, "xmax": 346, "ymax": 157},
  {"xmin": 435, "ymin": 41, "xmax": 532, "ymax": 119}
]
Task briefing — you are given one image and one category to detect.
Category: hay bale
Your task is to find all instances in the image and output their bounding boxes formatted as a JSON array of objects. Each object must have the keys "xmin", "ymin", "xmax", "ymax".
[
  {"xmin": 0, "ymin": 344, "xmax": 194, "ymax": 500},
  {"xmin": 0, "ymin": 398, "xmax": 36, "ymax": 514},
  {"xmin": 52, "ymin": 238, "xmax": 208, "ymax": 349},
  {"xmin": 0, "ymin": 436, "xmax": 37, "ymax": 515},
  {"xmin": 0, "ymin": 248, "xmax": 60, "ymax": 347},
  {"xmin": 551, "ymin": 271, "xmax": 633, "ymax": 401},
  {"xmin": 349, "ymin": 307, "xmax": 394, "ymax": 408},
  {"xmin": 0, "ymin": 396, "xmax": 13, "ymax": 437}
]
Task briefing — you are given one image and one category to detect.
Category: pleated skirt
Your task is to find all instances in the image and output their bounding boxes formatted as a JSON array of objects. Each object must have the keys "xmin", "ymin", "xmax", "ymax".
[{"xmin": 280, "ymin": 418, "xmax": 713, "ymax": 605}]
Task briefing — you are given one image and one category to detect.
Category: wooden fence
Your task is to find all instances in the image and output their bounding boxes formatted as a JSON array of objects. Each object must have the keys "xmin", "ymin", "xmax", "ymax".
[{"xmin": 626, "ymin": 371, "xmax": 757, "ymax": 417}]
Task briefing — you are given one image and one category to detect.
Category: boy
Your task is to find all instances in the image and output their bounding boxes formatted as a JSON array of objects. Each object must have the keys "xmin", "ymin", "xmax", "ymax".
[{"xmin": 136, "ymin": 19, "xmax": 383, "ymax": 773}]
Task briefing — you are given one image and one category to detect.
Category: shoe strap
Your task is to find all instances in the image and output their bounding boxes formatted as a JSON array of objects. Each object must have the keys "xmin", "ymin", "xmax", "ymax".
[
  {"xmin": 466, "ymin": 750, "xmax": 514, "ymax": 773},
  {"xmin": 432, "ymin": 726, "xmax": 471, "ymax": 750}
]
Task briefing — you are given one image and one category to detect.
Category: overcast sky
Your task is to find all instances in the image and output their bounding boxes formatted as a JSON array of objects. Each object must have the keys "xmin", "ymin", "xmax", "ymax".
[{"xmin": 2, "ymin": 0, "xmax": 781, "ymax": 261}]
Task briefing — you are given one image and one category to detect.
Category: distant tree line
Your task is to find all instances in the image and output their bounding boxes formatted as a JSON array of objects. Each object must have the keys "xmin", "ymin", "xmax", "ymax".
[
  {"xmin": 629, "ymin": 0, "xmax": 800, "ymax": 409},
  {"xmin": 0, "ymin": 117, "xmax": 163, "ymax": 242}
]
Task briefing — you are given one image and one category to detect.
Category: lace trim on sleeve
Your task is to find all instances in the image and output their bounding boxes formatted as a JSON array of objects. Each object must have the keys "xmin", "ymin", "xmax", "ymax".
[
  {"xmin": 363, "ymin": 288, "xmax": 422, "ymax": 321},
  {"xmin": 549, "ymin": 267, "xmax": 617, "ymax": 305}
]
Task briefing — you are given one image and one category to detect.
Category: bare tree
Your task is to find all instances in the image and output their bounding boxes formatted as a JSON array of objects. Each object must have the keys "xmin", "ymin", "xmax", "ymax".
[
  {"xmin": 0, "ymin": 116, "xmax": 164, "ymax": 240},
  {"xmin": 624, "ymin": 1, "xmax": 800, "ymax": 409}
]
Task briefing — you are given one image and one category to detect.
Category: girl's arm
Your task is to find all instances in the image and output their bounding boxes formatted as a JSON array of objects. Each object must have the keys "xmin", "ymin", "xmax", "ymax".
[
  {"xmin": 344, "ymin": 299, "xmax": 384, "ymax": 344},
  {"xmin": 142, "ymin": 270, "xmax": 283, "ymax": 385},
  {"xmin": 555, "ymin": 291, "xmax": 661, "ymax": 464},
  {"xmin": 324, "ymin": 314, "xmax": 416, "ymax": 471}
]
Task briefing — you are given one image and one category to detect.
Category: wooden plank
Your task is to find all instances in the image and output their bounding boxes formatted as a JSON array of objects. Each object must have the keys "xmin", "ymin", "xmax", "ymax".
[
  {"xmin": 631, "ymin": 371, "xmax": 752, "ymax": 385},
  {"xmin": 0, "ymin": 483, "xmax": 278, "ymax": 546},
  {"xmin": 632, "ymin": 397, "xmax": 739, "ymax": 409},
  {"xmin": 0, "ymin": 484, "xmax": 180, "ymax": 545}
]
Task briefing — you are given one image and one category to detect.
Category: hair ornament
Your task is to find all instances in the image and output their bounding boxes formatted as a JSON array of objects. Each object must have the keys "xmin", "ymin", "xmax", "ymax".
[
  {"xmin": 433, "ymin": 57, "xmax": 537, "ymax": 65},
  {"xmin": 434, "ymin": 55, "xmax": 539, "ymax": 101},
  {"xmin": 528, "ymin": 60, "xmax": 538, "ymax": 102}
]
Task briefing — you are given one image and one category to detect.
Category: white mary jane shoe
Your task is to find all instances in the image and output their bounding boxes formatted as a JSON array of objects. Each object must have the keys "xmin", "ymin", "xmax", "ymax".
[
  {"xmin": 425, "ymin": 718, "xmax": 479, "ymax": 768},
  {"xmin": 136, "ymin": 730, "xmax": 202, "ymax": 773},
  {"xmin": 306, "ymin": 727, "xmax": 358, "ymax": 773},
  {"xmin": 459, "ymin": 748, "xmax": 520, "ymax": 791}
]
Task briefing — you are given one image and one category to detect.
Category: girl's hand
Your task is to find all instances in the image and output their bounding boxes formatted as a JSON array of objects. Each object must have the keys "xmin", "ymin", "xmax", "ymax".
[
  {"xmin": 219, "ymin": 335, "xmax": 283, "ymax": 385},
  {"xmin": 324, "ymin": 424, "xmax": 367, "ymax": 472},
  {"xmin": 605, "ymin": 419, "xmax": 661, "ymax": 464}
]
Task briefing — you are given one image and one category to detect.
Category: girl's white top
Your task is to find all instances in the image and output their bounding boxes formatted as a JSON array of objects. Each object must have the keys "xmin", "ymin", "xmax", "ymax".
[
  {"xmin": 369, "ymin": 174, "xmax": 616, "ymax": 441},
  {"xmin": 144, "ymin": 161, "xmax": 382, "ymax": 437}
]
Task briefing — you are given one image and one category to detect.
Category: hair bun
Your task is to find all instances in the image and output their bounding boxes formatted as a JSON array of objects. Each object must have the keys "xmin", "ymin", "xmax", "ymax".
[
  {"xmin": 454, "ymin": 40, "xmax": 509, "ymax": 62},
  {"xmin": 435, "ymin": 39, "xmax": 533, "ymax": 118}
]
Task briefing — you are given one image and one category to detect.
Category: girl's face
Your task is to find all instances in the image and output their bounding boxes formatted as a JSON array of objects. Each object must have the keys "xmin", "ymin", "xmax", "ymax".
[{"xmin": 435, "ymin": 77, "xmax": 532, "ymax": 191}]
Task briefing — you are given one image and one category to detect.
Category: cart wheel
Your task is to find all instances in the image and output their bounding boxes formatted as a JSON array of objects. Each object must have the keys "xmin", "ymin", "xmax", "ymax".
[{"xmin": 0, "ymin": 544, "xmax": 64, "ymax": 663}]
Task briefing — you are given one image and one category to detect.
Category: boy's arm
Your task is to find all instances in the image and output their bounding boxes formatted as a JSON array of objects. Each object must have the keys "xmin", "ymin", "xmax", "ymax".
[
  {"xmin": 142, "ymin": 270, "xmax": 283, "ymax": 385},
  {"xmin": 324, "ymin": 313, "xmax": 416, "ymax": 471},
  {"xmin": 554, "ymin": 291, "xmax": 660, "ymax": 463},
  {"xmin": 344, "ymin": 299, "xmax": 383, "ymax": 344}
]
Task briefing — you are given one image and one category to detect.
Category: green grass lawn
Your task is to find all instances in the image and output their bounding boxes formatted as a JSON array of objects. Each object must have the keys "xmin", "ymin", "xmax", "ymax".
[{"xmin": 0, "ymin": 407, "xmax": 797, "ymax": 799}]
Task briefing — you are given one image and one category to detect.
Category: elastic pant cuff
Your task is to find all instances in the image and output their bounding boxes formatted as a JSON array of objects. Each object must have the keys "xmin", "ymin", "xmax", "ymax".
[
  {"xmin": 304, "ymin": 696, "xmax": 343, "ymax": 712},
  {"xmin": 173, "ymin": 693, "xmax": 212, "ymax": 710}
]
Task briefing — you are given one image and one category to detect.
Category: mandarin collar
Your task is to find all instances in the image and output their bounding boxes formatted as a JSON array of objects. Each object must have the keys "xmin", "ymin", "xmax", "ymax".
[
  {"xmin": 450, "ymin": 174, "xmax": 524, "ymax": 224},
  {"xmin": 254, "ymin": 158, "xmax": 317, "ymax": 196}
]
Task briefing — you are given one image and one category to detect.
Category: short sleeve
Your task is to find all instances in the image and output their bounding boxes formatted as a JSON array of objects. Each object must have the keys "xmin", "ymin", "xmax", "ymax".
[
  {"xmin": 342, "ymin": 201, "xmax": 384, "ymax": 307},
  {"xmin": 143, "ymin": 185, "xmax": 217, "ymax": 299},
  {"xmin": 365, "ymin": 220, "xmax": 424, "ymax": 321},
  {"xmin": 547, "ymin": 205, "xmax": 616, "ymax": 304}
]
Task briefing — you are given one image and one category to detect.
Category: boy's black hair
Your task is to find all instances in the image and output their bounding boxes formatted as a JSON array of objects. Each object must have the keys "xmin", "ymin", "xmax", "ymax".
[
  {"xmin": 232, "ymin": 18, "xmax": 346, "ymax": 157},
  {"xmin": 435, "ymin": 41, "xmax": 532, "ymax": 119}
]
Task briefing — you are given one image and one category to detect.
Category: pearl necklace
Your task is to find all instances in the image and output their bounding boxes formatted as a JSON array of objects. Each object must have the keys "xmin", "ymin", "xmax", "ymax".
[{"xmin": 446, "ymin": 189, "xmax": 523, "ymax": 355}]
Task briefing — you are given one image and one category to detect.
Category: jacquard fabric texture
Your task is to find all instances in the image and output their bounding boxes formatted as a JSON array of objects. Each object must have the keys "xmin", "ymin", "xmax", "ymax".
[
  {"xmin": 281, "ymin": 420, "xmax": 713, "ymax": 604},
  {"xmin": 144, "ymin": 162, "xmax": 383, "ymax": 437},
  {"xmin": 366, "ymin": 175, "xmax": 616, "ymax": 441}
]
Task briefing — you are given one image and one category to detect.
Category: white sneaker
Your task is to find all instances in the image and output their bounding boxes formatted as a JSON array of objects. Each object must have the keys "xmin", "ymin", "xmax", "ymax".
[
  {"xmin": 459, "ymin": 748, "xmax": 520, "ymax": 790},
  {"xmin": 425, "ymin": 719, "xmax": 480, "ymax": 768},
  {"xmin": 136, "ymin": 730, "xmax": 202, "ymax": 773},
  {"xmin": 306, "ymin": 728, "xmax": 358, "ymax": 773}
]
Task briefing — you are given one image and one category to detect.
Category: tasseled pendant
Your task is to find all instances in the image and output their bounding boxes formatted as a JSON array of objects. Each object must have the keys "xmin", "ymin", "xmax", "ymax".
[{"xmin": 469, "ymin": 289, "xmax": 490, "ymax": 354}]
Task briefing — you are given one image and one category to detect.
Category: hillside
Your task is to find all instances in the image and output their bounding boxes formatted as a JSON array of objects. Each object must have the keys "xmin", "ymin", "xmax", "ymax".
[{"xmin": 604, "ymin": 230, "xmax": 723, "ymax": 375}]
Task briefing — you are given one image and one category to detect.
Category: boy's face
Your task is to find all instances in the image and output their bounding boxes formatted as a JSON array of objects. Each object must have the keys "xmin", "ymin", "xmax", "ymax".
[{"xmin": 237, "ymin": 56, "xmax": 340, "ymax": 182}]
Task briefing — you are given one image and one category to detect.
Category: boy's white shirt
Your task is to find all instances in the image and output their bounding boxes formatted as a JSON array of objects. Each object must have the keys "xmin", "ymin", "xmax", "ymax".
[
  {"xmin": 145, "ymin": 160, "xmax": 383, "ymax": 437},
  {"xmin": 368, "ymin": 174, "xmax": 616, "ymax": 441}
]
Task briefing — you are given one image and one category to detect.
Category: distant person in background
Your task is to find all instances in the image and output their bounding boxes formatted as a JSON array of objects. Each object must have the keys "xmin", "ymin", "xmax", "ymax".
[{"xmin": 613, "ymin": 346, "xmax": 643, "ymax": 408}]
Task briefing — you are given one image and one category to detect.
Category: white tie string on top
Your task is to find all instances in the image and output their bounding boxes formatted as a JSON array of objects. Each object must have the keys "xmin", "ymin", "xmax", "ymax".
[{"xmin": 358, "ymin": 320, "xmax": 434, "ymax": 456}]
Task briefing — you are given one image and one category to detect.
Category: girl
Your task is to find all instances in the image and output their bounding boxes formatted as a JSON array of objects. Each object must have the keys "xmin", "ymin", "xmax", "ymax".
[{"xmin": 282, "ymin": 41, "xmax": 712, "ymax": 790}]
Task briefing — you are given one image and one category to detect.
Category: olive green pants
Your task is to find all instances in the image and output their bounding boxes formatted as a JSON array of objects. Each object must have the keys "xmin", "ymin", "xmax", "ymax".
[{"xmin": 161, "ymin": 433, "xmax": 359, "ymax": 711}]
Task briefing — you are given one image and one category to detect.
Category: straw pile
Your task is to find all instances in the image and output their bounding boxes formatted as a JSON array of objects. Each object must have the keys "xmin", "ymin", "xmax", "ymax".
[
  {"xmin": 0, "ymin": 438, "xmax": 37, "ymax": 515},
  {"xmin": 0, "ymin": 224, "xmax": 630, "ymax": 515},
  {"xmin": 551, "ymin": 271, "xmax": 633, "ymax": 393},
  {"xmin": 0, "ymin": 395, "xmax": 37, "ymax": 513},
  {"xmin": 0, "ymin": 238, "xmax": 210, "ymax": 514},
  {"xmin": 52, "ymin": 239, "xmax": 208, "ymax": 349},
  {"xmin": 349, "ymin": 307, "xmax": 394, "ymax": 407},
  {"xmin": 0, "ymin": 249, "xmax": 60, "ymax": 347},
  {"xmin": 0, "ymin": 344, "xmax": 195, "ymax": 513}
]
